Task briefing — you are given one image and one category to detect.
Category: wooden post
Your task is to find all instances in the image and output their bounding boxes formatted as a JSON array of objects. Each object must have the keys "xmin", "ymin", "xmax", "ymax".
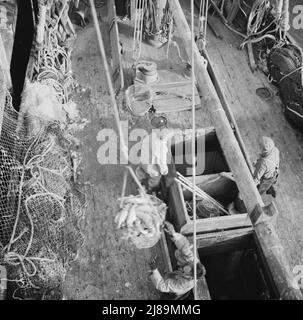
[
  {"xmin": 167, "ymin": 0, "xmax": 302, "ymax": 300},
  {"xmin": 202, "ymin": 50, "xmax": 253, "ymax": 173}
]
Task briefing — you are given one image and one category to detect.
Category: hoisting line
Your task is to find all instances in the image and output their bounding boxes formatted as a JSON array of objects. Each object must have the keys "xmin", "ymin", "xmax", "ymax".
[
  {"xmin": 191, "ymin": 0, "xmax": 198, "ymax": 301},
  {"xmin": 89, "ymin": 0, "xmax": 146, "ymax": 194}
]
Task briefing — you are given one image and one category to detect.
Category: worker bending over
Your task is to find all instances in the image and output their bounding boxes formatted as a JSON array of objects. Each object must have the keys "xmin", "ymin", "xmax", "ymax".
[
  {"xmin": 149, "ymin": 222, "xmax": 206, "ymax": 299},
  {"xmin": 253, "ymin": 136, "xmax": 279, "ymax": 198},
  {"xmin": 135, "ymin": 130, "xmax": 169, "ymax": 191}
]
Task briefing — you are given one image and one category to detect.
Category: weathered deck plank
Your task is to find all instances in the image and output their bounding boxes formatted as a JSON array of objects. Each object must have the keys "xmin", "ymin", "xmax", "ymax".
[
  {"xmin": 63, "ymin": 0, "xmax": 303, "ymax": 299},
  {"xmin": 206, "ymin": 15, "xmax": 303, "ymax": 270}
]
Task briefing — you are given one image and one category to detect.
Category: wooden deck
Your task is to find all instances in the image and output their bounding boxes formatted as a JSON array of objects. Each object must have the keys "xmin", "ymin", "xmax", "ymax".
[
  {"xmin": 63, "ymin": 0, "xmax": 303, "ymax": 299},
  {"xmin": 205, "ymin": 14, "xmax": 303, "ymax": 269}
]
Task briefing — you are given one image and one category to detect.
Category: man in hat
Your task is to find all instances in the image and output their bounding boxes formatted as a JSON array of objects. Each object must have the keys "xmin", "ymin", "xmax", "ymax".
[
  {"xmin": 149, "ymin": 222, "xmax": 206, "ymax": 299},
  {"xmin": 253, "ymin": 137, "xmax": 280, "ymax": 198}
]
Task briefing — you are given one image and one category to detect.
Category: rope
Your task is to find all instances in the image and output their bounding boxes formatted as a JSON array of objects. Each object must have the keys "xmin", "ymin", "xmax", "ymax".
[
  {"xmin": 89, "ymin": 0, "xmax": 147, "ymax": 197},
  {"xmin": 190, "ymin": 0, "xmax": 198, "ymax": 301},
  {"xmin": 240, "ymin": 0, "xmax": 283, "ymax": 48},
  {"xmin": 177, "ymin": 172, "xmax": 230, "ymax": 215},
  {"xmin": 197, "ymin": 0, "xmax": 209, "ymax": 50},
  {"xmin": 6, "ymin": 134, "xmax": 41, "ymax": 253},
  {"xmin": 5, "ymin": 133, "xmax": 69, "ymax": 280},
  {"xmin": 279, "ymin": 66, "xmax": 303, "ymax": 84},
  {"xmin": 32, "ymin": 2, "xmax": 75, "ymax": 104},
  {"xmin": 133, "ymin": 0, "xmax": 147, "ymax": 61}
]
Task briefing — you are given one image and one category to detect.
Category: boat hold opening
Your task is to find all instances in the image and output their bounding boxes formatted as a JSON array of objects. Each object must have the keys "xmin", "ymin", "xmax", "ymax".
[{"xmin": 198, "ymin": 233, "xmax": 278, "ymax": 300}]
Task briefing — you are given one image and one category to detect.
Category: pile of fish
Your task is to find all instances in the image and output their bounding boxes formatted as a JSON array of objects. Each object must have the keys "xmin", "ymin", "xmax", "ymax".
[{"xmin": 115, "ymin": 194, "xmax": 167, "ymax": 249}]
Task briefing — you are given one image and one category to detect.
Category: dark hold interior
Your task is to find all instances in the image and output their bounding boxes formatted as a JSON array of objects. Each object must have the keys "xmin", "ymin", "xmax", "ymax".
[
  {"xmin": 198, "ymin": 233, "xmax": 278, "ymax": 300},
  {"xmin": 170, "ymin": 129, "xmax": 245, "ymax": 213},
  {"xmin": 171, "ymin": 129, "xmax": 229, "ymax": 176}
]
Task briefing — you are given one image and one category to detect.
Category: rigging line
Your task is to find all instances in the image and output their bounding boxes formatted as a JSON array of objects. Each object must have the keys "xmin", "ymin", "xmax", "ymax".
[
  {"xmin": 198, "ymin": 0, "xmax": 203, "ymax": 36},
  {"xmin": 133, "ymin": 0, "xmax": 139, "ymax": 54},
  {"xmin": 89, "ymin": 0, "xmax": 128, "ymax": 160},
  {"xmin": 191, "ymin": 0, "xmax": 197, "ymax": 301},
  {"xmin": 89, "ymin": 0, "xmax": 146, "ymax": 196},
  {"xmin": 138, "ymin": 0, "xmax": 147, "ymax": 60},
  {"xmin": 136, "ymin": 0, "xmax": 142, "ymax": 59},
  {"xmin": 204, "ymin": 0, "xmax": 209, "ymax": 46}
]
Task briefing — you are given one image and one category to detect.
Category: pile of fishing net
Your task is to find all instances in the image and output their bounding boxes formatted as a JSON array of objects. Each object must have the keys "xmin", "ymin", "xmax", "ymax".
[
  {"xmin": 115, "ymin": 193, "xmax": 167, "ymax": 249},
  {"xmin": 0, "ymin": 0, "xmax": 88, "ymax": 300},
  {"xmin": 267, "ymin": 45, "xmax": 303, "ymax": 130},
  {"xmin": 0, "ymin": 92, "xmax": 86, "ymax": 299}
]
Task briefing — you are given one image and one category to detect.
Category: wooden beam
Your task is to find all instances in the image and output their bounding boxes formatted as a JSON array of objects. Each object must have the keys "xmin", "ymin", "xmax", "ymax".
[
  {"xmin": 202, "ymin": 50, "xmax": 254, "ymax": 173},
  {"xmin": 207, "ymin": 15, "xmax": 224, "ymax": 40},
  {"xmin": 198, "ymin": 232, "xmax": 253, "ymax": 256},
  {"xmin": 168, "ymin": 0, "xmax": 262, "ymax": 213},
  {"xmin": 195, "ymin": 227, "xmax": 253, "ymax": 249},
  {"xmin": 181, "ymin": 214, "xmax": 252, "ymax": 235},
  {"xmin": 167, "ymin": 0, "xmax": 302, "ymax": 300}
]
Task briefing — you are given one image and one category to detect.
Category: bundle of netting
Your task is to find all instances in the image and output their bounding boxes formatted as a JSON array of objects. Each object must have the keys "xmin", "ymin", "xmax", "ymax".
[{"xmin": 0, "ymin": 92, "xmax": 86, "ymax": 300}]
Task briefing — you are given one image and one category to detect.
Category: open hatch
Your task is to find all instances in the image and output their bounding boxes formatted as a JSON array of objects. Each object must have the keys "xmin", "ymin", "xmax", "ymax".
[{"xmin": 160, "ymin": 127, "xmax": 279, "ymax": 300}]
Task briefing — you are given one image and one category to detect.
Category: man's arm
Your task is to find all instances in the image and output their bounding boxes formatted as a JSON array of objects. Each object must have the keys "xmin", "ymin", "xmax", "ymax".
[
  {"xmin": 171, "ymin": 232, "xmax": 192, "ymax": 252},
  {"xmin": 253, "ymin": 159, "xmax": 267, "ymax": 185},
  {"xmin": 150, "ymin": 269, "xmax": 194, "ymax": 295},
  {"xmin": 164, "ymin": 222, "xmax": 191, "ymax": 251},
  {"xmin": 155, "ymin": 141, "xmax": 169, "ymax": 175},
  {"xmin": 150, "ymin": 269, "xmax": 171, "ymax": 293}
]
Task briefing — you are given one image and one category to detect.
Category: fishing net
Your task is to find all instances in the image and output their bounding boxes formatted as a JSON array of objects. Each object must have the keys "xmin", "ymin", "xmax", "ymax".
[
  {"xmin": 186, "ymin": 199, "xmax": 222, "ymax": 219},
  {"xmin": 0, "ymin": 92, "xmax": 86, "ymax": 299}
]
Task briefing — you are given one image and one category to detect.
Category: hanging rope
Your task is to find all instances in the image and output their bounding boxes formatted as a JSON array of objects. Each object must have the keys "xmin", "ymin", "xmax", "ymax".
[
  {"xmin": 197, "ymin": 0, "xmax": 209, "ymax": 50},
  {"xmin": 176, "ymin": 172, "xmax": 230, "ymax": 215},
  {"xmin": 190, "ymin": 0, "xmax": 198, "ymax": 301},
  {"xmin": 240, "ymin": 0, "xmax": 283, "ymax": 49},
  {"xmin": 89, "ymin": 1, "xmax": 166, "ymax": 250},
  {"xmin": 133, "ymin": 0, "xmax": 147, "ymax": 61},
  {"xmin": 89, "ymin": 0, "xmax": 130, "ymax": 170}
]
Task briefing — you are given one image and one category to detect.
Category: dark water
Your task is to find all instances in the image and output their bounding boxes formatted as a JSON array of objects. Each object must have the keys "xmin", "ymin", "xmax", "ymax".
[{"xmin": 287, "ymin": 0, "xmax": 303, "ymax": 46}]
